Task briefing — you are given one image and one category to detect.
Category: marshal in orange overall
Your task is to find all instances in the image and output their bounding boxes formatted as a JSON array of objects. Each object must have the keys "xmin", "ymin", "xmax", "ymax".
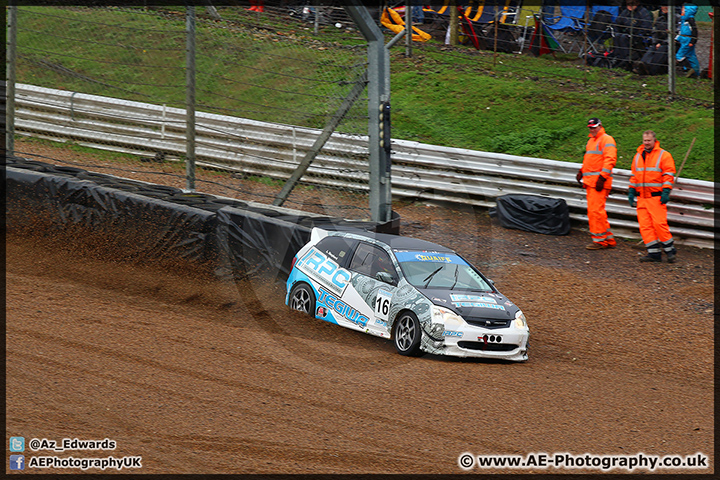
[
  {"xmin": 578, "ymin": 118, "xmax": 617, "ymax": 250},
  {"xmin": 628, "ymin": 131, "xmax": 677, "ymax": 263}
]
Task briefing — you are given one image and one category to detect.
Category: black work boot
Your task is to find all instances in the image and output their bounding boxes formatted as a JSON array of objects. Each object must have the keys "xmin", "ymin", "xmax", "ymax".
[
  {"xmin": 639, "ymin": 252, "xmax": 662, "ymax": 263},
  {"xmin": 662, "ymin": 240, "xmax": 677, "ymax": 263}
]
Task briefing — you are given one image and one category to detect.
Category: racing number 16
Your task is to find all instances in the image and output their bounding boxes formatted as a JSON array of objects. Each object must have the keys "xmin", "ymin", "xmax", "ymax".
[{"xmin": 375, "ymin": 289, "xmax": 392, "ymax": 321}]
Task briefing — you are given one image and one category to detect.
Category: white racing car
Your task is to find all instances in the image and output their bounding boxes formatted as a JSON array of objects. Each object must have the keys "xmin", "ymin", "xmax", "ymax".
[{"xmin": 286, "ymin": 228, "xmax": 529, "ymax": 361}]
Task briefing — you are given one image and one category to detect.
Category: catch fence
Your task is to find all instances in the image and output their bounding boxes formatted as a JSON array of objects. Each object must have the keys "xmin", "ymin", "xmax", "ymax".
[{"xmin": 8, "ymin": 3, "xmax": 373, "ymax": 218}]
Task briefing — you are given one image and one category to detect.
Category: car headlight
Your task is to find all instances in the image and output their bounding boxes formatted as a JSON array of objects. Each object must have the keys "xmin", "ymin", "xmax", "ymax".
[
  {"xmin": 431, "ymin": 305, "xmax": 464, "ymax": 326},
  {"xmin": 513, "ymin": 310, "xmax": 528, "ymax": 329}
]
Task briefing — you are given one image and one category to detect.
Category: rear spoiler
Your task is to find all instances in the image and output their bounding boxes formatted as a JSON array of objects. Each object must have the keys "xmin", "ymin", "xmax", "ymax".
[{"xmin": 310, "ymin": 227, "xmax": 329, "ymax": 243}]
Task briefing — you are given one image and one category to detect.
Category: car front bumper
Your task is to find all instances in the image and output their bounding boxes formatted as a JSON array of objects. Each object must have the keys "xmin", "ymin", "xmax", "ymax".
[{"xmin": 421, "ymin": 326, "xmax": 529, "ymax": 362}]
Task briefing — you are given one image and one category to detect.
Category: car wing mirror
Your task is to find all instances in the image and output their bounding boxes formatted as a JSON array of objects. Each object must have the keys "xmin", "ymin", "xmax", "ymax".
[{"xmin": 375, "ymin": 271, "xmax": 396, "ymax": 285}]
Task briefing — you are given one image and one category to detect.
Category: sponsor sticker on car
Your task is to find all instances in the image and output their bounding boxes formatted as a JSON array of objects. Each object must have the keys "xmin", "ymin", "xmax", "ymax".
[
  {"xmin": 295, "ymin": 246, "xmax": 352, "ymax": 296},
  {"xmin": 450, "ymin": 294, "xmax": 506, "ymax": 310},
  {"xmin": 317, "ymin": 286, "xmax": 369, "ymax": 328}
]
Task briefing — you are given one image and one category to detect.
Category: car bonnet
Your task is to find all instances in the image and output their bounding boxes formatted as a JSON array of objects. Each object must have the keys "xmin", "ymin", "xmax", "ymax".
[{"xmin": 420, "ymin": 288, "xmax": 519, "ymax": 321}]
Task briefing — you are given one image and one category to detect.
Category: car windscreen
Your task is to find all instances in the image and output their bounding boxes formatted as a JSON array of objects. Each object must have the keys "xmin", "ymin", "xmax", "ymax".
[{"xmin": 394, "ymin": 251, "xmax": 493, "ymax": 291}]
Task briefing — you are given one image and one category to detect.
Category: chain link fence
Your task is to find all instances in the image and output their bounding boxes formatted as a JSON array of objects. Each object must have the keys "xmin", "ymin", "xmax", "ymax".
[{"xmin": 10, "ymin": 3, "xmax": 375, "ymax": 221}]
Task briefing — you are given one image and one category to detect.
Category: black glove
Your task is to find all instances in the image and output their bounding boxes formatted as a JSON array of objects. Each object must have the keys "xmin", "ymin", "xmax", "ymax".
[
  {"xmin": 660, "ymin": 188, "xmax": 671, "ymax": 204},
  {"xmin": 628, "ymin": 188, "xmax": 637, "ymax": 207},
  {"xmin": 595, "ymin": 175, "xmax": 606, "ymax": 192},
  {"xmin": 576, "ymin": 169, "xmax": 583, "ymax": 186}
]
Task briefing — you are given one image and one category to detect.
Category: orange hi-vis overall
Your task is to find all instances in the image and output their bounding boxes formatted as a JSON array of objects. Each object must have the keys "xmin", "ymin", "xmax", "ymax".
[
  {"xmin": 582, "ymin": 126, "xmax": 617, "ymax": 246},
  {"xmin": 629, "ymin": 140, "xmax": 676, "ymax": 258}
]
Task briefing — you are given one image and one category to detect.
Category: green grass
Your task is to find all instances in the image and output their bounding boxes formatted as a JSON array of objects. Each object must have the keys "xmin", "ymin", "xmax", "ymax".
[
  {"xmin": 13, "ymin": 6, "xmax": 715, "ymax": 182},
  {"xmin": 389, "ymin": 46, "xmax": 714, "ymax": 180}
]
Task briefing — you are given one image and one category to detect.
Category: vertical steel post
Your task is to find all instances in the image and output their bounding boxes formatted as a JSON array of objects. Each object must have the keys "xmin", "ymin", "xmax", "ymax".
[
  {"xmin": 367, "ymin": 30, "xmax": 388, "ymax": 222},
  {"xmin": 344, "ymin": 3, "xmax": 392, "ymax": 223},
  {"xmin": 6, "ymin": 5, "xmax": 18, "ymax": 156},
  {"xmin": 314, "ymin": 7, "xmax": 319, "ymax": 35},
  {"xmin": 185, "ymin": 5, "xmax": 196, "ymax": 191},
  {"xmin": 405, "ymin": 1, "xmax": 412, "ymax": 57},
  {"xmin": 668, "ymin": 1, "xmax": 676, "ymax": 95}
]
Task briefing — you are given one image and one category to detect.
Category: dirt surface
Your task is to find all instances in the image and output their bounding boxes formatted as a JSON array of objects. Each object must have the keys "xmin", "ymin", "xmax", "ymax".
[{"xmin": 5, "ymin": 145, "xmax": 715, "ymax": 475}]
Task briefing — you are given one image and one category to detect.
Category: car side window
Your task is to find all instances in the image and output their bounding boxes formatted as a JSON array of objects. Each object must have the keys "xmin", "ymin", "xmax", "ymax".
[
  {"xmin": 349, "ymin": 242, "xmax": 395, "ymax": 279},
  {"xmin": 315, "ymin": 236, "xmax": 357, "ymax": 266}
]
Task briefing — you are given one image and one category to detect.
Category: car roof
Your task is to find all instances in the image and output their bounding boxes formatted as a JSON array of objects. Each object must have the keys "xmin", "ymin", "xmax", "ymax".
[{"xmin": 328, "ymin": 228, "xmax": 456, "ymax": 254}]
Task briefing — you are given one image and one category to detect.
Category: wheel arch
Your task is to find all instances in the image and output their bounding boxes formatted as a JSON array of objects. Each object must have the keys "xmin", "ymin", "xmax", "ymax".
[
  {"xmin": 288, "ymin": 281, "xmax": 317, "ymax": 316},
  {"xmin": 289, "ymin": 279, "xmax": 312, "ymax": 292},
  {"xmin": 389, "ymin": 308, "xmax": 418, "ymax": 339}
]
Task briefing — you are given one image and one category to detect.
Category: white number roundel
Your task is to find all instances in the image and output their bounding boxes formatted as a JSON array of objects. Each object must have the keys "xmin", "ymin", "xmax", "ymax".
[{"xmin": 374, "ymin": 289, "xmax": 392, "ymax": 321}]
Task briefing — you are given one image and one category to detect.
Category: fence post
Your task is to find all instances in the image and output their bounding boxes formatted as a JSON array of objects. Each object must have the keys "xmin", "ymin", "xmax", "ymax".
[
  {"xmin": 668, "ymin": 1, "xmax": 676, "ymax": 95},
  {"xmin": 405, "ymin": 1, "xmax": 412, "ymax": 58},
  {"xmin": 449, "ymin": 0, "xmax": 459, "ymax": 46},
  {"xmin": 6, "ymin": 5, "xmax": 18, "ymax": 156},
  {"xmin": 185, "ymin": 4, "xmax": 196, "ymax": 191},
  {"xmin": 344, "ymin": 2, "xmax": 393, "ymax": 223}
]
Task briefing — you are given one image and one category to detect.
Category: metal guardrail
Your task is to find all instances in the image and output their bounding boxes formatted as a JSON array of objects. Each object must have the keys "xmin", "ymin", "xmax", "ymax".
[{"xmin": 11, "ymin": 83, "xmax": 716, "ymax": 249}]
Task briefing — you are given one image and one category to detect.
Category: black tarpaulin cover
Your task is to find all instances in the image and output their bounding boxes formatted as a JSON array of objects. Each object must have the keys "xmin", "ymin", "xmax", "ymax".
[
  {"xmin": 6, "ymin": 166, "xmax": 218, "ymax": 261},
  {"xmin": 489, "ymin": 194, "xmax": 570, "ymax": 236},
  {"xmin": 5, "ymin": 156, "xmax": 395, "ymax": 281}
]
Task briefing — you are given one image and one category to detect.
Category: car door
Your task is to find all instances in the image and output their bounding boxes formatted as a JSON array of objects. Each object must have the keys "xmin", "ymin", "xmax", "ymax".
[{"xmin": 344, "ymin": 241, "xmax": 399, "ymax": 338}]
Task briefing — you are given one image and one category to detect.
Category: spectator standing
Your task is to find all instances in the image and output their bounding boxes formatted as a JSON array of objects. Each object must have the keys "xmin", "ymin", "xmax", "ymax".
[
  {"xmin": 676, "ymin": 3, "xmax": 700, "ymax": 77},
  {"xmin": 613, "ymin": 0, "xmax": 653, "ymax": 70},
  {"xmin": 576, "ymin": 118, "xmax": 617, "ymax": 250},
  {"xmin": 634, "ymin": 5, "xmax": 670, "ymax": 75},
  {"xmin": 628, "ymin": 131, "xmax": 677, "ymax": 262}
]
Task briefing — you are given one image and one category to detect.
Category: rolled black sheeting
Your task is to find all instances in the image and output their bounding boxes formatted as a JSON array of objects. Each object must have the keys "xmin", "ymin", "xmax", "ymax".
[
  {"xmin": 6, "ymin": 155, "xmax": 398, "ymax": 280},
  {"xmin": 489, "ymin": 194, "xmax": 571, "ymax": 236},
  {"xmin": 215, "ymin": 208, "xmax": 311, "ymax": 280},
  {"xmin": 6, "ymin": 166, "xmax": 217, "ymax": 263}
]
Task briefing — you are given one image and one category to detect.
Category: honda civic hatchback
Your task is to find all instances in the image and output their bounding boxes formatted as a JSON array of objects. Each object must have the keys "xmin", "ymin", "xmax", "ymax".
[{"xmin": 286, "ymin": 228, "xmax": 529, "ymax": 361}]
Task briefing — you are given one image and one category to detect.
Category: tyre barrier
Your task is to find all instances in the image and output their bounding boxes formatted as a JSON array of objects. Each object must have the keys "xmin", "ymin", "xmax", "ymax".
[{"xmin": 6, "ymin": 156, "xmax": 391, "ymax": 279}]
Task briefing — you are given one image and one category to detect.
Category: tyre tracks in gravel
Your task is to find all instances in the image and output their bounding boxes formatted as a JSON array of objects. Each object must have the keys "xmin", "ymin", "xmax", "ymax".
[
  {"xmin": 7, "ymin": 317, "xmax": 514, "ymax": 468},
  {"xmin": 7, "ymin": 344, "xmax": 427, "ymax": 473}
]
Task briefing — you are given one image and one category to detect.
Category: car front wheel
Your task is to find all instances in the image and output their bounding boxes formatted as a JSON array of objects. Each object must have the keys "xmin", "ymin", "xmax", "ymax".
[
  {"xmin": 393, "ymin": 311, "xmax": 423, "ymax": 356},
  {"xmin": 289, "ymin": 283, "xmax": 316, "ymax": 316}
]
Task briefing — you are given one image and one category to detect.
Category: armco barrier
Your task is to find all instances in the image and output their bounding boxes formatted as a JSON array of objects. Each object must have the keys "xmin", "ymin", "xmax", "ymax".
[{"xmin": 12, "ymin": 83, "xmax": 715, "ymax": 248}]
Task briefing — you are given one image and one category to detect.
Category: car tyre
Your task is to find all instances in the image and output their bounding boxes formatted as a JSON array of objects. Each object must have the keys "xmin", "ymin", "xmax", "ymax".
[
  {"xmin": 393, "ymin": 311, "xmax": 423, "ymax": 356},
  {"xmin": 289, "ymin": 283, "xmax": 316, "ymax": 316}
]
